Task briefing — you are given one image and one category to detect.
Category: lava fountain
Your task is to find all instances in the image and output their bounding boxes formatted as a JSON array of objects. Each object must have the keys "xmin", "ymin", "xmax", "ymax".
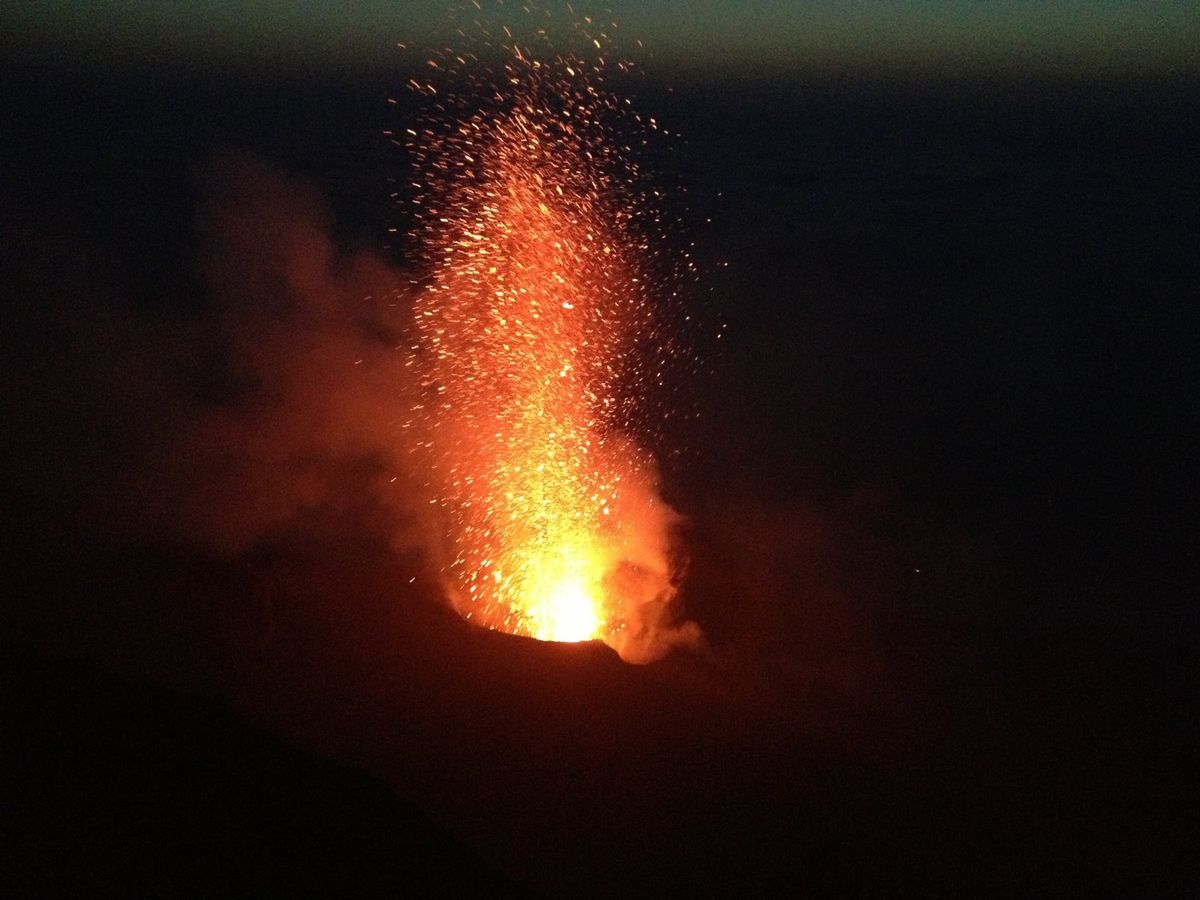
[{"xmin": 404, "ymin": 23, "xmax": 698, "ymax": 661}]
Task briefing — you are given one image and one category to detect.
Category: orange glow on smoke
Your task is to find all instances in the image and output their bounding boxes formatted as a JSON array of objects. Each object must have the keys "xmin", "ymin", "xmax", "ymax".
[{"xmin": 405, "ymin": 25, "xmax": 696, "ymax": 660}]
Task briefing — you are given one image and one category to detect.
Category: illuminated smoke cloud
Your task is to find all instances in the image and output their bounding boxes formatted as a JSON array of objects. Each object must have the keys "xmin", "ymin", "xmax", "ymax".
[{"xmin": 2, "ymin": 15, "xmax": 703, "ymax": 664}]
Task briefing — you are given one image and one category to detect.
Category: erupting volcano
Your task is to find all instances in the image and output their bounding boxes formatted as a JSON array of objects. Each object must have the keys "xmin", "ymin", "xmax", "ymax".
[{"xmin": 404, "ymin": 24, "xmax": 697, "ymax": 661}]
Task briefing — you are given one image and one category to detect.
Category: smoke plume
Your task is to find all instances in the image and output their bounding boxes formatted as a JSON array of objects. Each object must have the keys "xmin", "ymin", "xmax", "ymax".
[{"xmin": 2, "ymin": 153, "xmax": 697, "ymax": 662}]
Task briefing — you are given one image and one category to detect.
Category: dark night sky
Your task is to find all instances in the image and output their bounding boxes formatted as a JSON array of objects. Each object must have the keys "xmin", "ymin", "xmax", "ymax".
[{"xmin": 5, "ymin": 1, "xmax": 1199, "ymax": 77}]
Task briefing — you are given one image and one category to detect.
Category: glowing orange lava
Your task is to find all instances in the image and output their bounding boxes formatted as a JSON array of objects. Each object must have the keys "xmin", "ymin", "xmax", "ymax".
[{"xmin": 405, "ymin": 23, "xmax": 696, "ymax": 660}]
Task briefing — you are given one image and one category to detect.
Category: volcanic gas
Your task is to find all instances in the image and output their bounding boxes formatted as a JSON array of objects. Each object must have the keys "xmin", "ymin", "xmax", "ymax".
[{"xmin": 402, "ymin": 22, "xmax": 698, "ymax": 662}]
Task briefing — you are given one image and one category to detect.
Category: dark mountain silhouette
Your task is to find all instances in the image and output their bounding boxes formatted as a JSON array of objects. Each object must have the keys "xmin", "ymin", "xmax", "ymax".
[{"xmin": 3, "ymin": 645, "xmax": 526, "ymax": 898}]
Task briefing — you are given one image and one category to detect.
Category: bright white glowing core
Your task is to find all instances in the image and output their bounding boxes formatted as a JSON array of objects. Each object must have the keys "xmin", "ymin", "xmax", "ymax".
[{"xmin": 531, "ymin": 570, "xmax": 603, "ymax": 643}]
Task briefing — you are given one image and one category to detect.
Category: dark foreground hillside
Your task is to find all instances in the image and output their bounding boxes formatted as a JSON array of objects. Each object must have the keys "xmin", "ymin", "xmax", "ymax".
[{"xmin": 2, "ymin": 646, "xmax": 524, "ymax": 898}]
